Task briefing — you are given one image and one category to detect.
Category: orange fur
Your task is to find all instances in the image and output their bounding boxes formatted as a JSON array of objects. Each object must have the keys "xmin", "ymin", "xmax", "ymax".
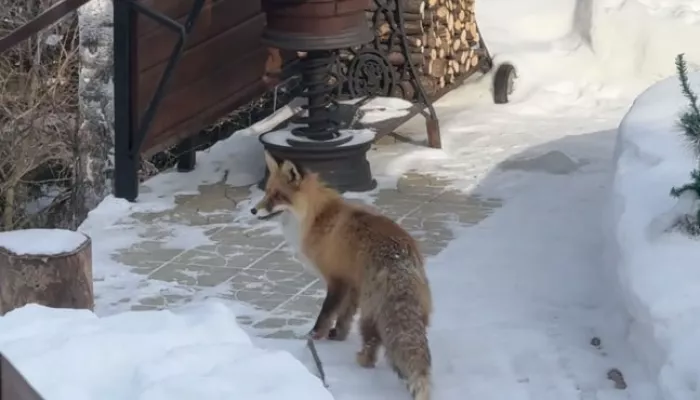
[
  {"xmin": 262, "ymin": 47, "xmax": 283, "ymax": 88},
  {"xmin": 251, "ymin": 152, "xmax": 433, "ymax": 400}
]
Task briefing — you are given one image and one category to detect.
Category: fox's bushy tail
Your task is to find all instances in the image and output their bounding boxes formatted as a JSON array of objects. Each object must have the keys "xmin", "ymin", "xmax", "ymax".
[{"xmin": 379, "ymin": 269, "xmax": 432, "ymax": 400}]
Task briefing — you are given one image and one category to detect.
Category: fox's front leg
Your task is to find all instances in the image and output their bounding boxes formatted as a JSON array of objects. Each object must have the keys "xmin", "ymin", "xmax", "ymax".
[
  {"xmin": 328, "ymin": 286, "xmax": 359, "ymax": 341},
  {"xmin": 356, "ymin": 315, "xmax": 380, "ymax": 368},
  {"xmin": 310, "ymin": 278, "xmax": 347, "ymax": 340}
]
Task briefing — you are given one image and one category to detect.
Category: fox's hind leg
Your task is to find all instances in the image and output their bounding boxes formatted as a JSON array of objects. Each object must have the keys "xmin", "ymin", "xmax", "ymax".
[
  {"xmin": 329, "ymin": 286, "xmax": 359, "ymax": 341},
  {"xmin": 310, "ymin": 278, "xmax": 347, "ymax": 340},
  {"xmin": 356, "ymin": 316, "xmax": 381, "ymax": 368}
]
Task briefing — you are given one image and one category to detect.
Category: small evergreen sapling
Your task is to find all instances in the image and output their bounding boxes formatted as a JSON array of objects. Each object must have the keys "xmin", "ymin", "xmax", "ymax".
[{"xmin": 669, "ymin": 54, "xmax": 700, "ymax": 235}]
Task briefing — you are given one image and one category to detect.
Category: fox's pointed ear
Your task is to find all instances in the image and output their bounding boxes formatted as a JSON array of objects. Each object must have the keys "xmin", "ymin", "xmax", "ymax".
[
  {"xmin": 263, "ymin": 151, "xmax": 279, "ymax": 173},
  {"xmin": 280, "ymin": 160, "xmax": 302, "ymax": 184}
]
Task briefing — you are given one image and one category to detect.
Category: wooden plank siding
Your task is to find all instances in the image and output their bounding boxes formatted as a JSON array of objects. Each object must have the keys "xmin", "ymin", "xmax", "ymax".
[{"xmin": 134, "ymin": 0, "xmax": 288, "ymax": 156}]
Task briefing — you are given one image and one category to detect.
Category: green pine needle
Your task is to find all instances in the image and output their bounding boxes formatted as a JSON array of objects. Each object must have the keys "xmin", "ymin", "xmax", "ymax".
[
  {"xmin": 676, "ymin": 54, "xmax": 700, "ymax": 113},
  {"xmin": 669, "ymin": 55, "xmax": 700, "ymax": 234},
  {"xmin": 675, "ymin": 54, "xmax": 700, "ymax": 148}
]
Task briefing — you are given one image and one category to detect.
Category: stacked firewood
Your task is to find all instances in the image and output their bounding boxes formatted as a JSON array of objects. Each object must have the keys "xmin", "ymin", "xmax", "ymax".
[{"xmin": 340, "ymin": 0, "xmax": 484, "ymax": 101}]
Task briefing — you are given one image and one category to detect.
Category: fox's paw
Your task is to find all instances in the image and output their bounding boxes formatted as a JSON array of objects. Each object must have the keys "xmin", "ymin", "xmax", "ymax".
[
  {"xmin": 356, "ymin": 350, "xmax": 377, "ymax": 368},
  {"xmin": 328, "ymin": 327, "xmax": 349, "ymax": 341},
  {"xmin": 309, "ymin": 328, "xmax": 330, "ymax": 340}
]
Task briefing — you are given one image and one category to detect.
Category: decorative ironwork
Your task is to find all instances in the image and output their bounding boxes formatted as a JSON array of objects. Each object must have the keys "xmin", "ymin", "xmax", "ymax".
[
  {"xmin": 336, "ymin": 0, "xmax": 441, "ymax": 146},
  {"xmin": 346, "ymin": 48, "xmax": 395, "ymax": 98}
]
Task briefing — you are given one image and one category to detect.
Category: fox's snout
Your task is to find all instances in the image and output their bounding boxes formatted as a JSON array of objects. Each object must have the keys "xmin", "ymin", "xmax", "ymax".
[
  {"xmin": 250, "ymin": 195, "xmax": 287, "ymax": 219},
  {"xmin": 250, "ymin": 198, "xmax": 268, "ymax": 216}
]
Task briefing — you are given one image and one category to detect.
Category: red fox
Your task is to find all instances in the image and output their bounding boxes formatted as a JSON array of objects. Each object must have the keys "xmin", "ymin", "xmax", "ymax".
[
  {"xmin": 251, "ymin": 151, "xmax": 433, "ymax": 400},
  {"xmin": 262, "ymin": 47, "xmax": 283, "ymax": 88}
]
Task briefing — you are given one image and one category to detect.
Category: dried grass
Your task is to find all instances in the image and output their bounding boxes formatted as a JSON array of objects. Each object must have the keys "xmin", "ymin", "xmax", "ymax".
[{"xmin": 0, "ymin": 0, "xmax": 81, "ymax": 230}]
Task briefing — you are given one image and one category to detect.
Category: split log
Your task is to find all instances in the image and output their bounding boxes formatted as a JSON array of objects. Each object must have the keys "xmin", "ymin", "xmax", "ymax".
[
  {"xmin": 391, "ymin": 80, "xmax": 417, "ymax": 100},
  {"xmin": 387, "ymin": 51, "xmax": 424, "ymax": 67},
  {"xmin": 425, "ymin": 47, "xmax": 438, "ymax": 60},
  {"xmin": 379, "ymin": 43, "xmax": 424, "ymax": 54},
  {"xmin": 363, "ymin": 0, "xmax": 486, "ymax": 98},
  {"xmin": 470, "ymin": 53, "xmax": 479, "ymax": 67},
  {"xmin": 0, "ymin": 229, "xmax": 93, "ymax": 315},
  {"xmin": 377, "ymin": 21, "xmax": 424, "ymax": 38},
  {"xmin": 426, "ymin": 58, "xmax": 447, "ymax": 77},
  {"xmin": 418, "ymin": 75, "xmax": 439, "ymax": 96}
]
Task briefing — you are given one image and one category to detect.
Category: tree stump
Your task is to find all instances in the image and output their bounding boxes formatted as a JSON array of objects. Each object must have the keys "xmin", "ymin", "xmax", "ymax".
[{"xmin": 0, "ymin": 229, "xmax": 94, "ymax": 315}]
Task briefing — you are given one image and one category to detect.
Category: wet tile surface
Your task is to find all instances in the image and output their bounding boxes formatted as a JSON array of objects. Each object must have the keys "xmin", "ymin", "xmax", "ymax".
[{"xmin": 109, "ymin": 173, "xmax": 502, "ymax": 338}]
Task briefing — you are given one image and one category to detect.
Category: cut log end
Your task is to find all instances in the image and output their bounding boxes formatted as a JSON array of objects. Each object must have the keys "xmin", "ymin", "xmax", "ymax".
[{"xmin": 0, "ymin": 229, "xmax": 94, "ymax": 315}]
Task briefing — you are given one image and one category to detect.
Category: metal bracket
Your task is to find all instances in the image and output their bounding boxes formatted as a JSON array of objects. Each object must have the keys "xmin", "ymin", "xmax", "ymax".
[{"xmin": 393, "ymin": 0, "xmax": 441, "ymax": 149}]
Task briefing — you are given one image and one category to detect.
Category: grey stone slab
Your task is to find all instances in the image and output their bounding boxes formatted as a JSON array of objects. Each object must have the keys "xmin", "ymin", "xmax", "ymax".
[
  {"xmin": 105, "ymin": 170, "xmax": 498, "ymax": 339},
  {"xmin": 112, "ymin": 241, "xmax": 183, "ymax": 271},
  {"xmin": 250, "ymin": 250, "xmax": 309, "ymax": 274},
  {"xmin": 169, "ymin": 244, "xmax": 270, "ymax": 268},
  {"xmin": 210, "ymin": 225, "xmax": 285, "ymax": 250},
  {"xmin": 230, "ymin": 268, "xmax": 318, "ymax": 296},
  {"xmin": 149, "ymin": 263, "xmax": 241, "ymax": 287}
]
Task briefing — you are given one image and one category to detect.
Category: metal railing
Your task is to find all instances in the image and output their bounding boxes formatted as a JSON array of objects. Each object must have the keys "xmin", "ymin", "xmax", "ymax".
[
  {"xmin": 0, "ymin": 0, "xmax": 210, "ymax": 202},
  {"xmin": 112, "ymin": 0, "xmax": 208, "ymax": 201}
]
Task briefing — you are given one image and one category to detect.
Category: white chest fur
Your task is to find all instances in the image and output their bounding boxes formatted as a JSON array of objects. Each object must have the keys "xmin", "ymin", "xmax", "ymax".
[{"xmin": 278, "ymin": 211, "xmax": 319, "ymax": 277}]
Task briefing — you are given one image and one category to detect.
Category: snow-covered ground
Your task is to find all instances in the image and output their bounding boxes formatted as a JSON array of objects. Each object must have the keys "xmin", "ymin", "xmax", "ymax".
[
  {"xmin": 608, "ymin": 71, "xmax": 700, "ymax": 399},
  {"xmin": 0, "ymin": 302, "xmax": 332, "ymax": 399},
  {"xmin": 3, "ymin": 0, "xmax": 700, "ymax": 398}
]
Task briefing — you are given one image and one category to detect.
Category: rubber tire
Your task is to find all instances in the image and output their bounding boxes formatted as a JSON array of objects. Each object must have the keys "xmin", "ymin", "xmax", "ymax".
[{"xmin": 493, "ymin": 63, "xmax": 516, "ymax": 104}]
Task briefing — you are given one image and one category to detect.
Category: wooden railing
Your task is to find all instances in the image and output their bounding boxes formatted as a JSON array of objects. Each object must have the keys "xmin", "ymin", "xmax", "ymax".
[{"xmin": 0, "ymin": 354, "xmax": 44, "ymax": 400}]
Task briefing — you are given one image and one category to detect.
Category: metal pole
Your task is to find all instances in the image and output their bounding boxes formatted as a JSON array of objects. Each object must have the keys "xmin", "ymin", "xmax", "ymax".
[{"xmin": 112, "ymin": 0, "xmax": 139, "ymax": 201}]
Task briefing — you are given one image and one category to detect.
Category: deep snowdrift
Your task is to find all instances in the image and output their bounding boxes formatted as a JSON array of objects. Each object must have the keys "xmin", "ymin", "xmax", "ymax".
[
  {"xmin": 609, "ymin": 71, "xmax": 700, "ymax": 399},
  {"xmin": 0, "ymin": 302, "xmax": 332, "ymax": 400},
  {"xmin": 477, "ymin": 0, "xmax": 700, "ymax": 101}
]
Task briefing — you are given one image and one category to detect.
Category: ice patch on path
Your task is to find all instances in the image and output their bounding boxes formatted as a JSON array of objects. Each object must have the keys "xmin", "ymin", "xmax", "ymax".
[
  {"xmin": 0, "ymin": 301, "xmax": 332, "ymax": 400},
  {"xmin": 0, "ymin": 229, "xmax": 87, "ymax": 255},
  {"xmin": 608, "ymin": 70, "xmax": 700, "ymax": 399}
]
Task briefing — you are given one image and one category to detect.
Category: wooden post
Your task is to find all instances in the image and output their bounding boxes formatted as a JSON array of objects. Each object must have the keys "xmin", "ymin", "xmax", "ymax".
[{"xmin": 0, "ymin": 229, "xmax": 93, "ymax": 315}]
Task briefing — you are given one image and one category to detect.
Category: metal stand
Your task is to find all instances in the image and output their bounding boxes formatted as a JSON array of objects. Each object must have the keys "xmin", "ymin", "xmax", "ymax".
[{"xmin": 259, "ymin": 4, "xmax": 377, "ymax": 193}]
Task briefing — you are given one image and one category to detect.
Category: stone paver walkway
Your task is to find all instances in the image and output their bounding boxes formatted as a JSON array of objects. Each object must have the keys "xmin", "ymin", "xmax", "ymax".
[{"xmin": 108, "ymin": 168, "xmax": 501, "ymax": 338}]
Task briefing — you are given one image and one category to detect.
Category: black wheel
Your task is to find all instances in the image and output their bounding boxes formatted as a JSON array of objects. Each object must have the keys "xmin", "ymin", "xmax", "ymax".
[{"xmin": 493, "ymin": 63, "xmax": 517, "ymax": 104}]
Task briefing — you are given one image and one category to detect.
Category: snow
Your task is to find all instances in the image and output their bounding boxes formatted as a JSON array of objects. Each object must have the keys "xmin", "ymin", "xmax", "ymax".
[
  {"xmin": 358, "ymin": 96, "xmax": 413, "ymax": 124},
  {"xmin": 255, "ymin": 126, "xmax": 662, "ymax": 399},
  {"xmin": 608, "ymin": 71, "xmax": 700, "ymax": 399},
  {"xmin": 0, "ymin": 301, "xmax": 332, "ymax": 400},
  {"xmin": 0, "ymin": 229, "xmax": 87, "ymax": 256}
]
